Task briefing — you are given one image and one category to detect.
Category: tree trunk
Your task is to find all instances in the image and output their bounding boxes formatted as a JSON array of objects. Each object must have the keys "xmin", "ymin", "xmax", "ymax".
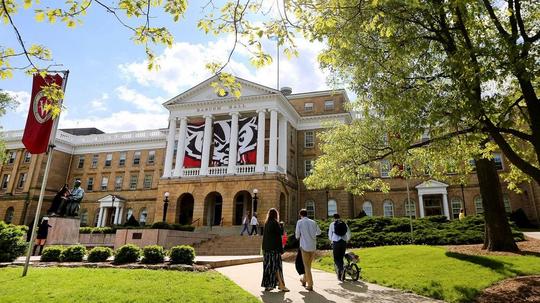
[{"xmin": 475, "ymin": 157, "xmax": 519, "ymax": 252}]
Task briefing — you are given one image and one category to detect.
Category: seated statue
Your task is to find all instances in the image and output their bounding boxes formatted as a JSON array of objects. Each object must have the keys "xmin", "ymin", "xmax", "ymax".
[{"xmin": 61, "ymin": 180, "xmax": 85, "ymax": 217}]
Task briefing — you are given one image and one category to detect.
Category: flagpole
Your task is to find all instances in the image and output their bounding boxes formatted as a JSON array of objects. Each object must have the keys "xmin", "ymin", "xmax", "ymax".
[{"xmin": 22, "ymin": 70, "xmax": 70, "ymax": 277}]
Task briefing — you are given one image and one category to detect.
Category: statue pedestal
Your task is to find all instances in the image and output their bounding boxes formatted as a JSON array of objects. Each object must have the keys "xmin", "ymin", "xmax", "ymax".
[{"xmin": 46, "ymin": 217, "xmax": 80, "ymax": 246}]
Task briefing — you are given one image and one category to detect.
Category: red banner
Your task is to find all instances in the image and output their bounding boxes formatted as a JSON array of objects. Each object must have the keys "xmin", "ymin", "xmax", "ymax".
[{"xmin": 22, "ymin": 74, "xmax": 64, "ymax": 154}]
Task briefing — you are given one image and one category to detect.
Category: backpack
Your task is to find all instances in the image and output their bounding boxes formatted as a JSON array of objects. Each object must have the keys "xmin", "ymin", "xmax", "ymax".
[{"xmin": 334, "ymin": 220, "xmax": 348, "ymax": 237}]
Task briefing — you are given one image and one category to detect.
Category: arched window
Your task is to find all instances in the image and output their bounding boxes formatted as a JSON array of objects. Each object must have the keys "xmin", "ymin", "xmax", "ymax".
[
  {"xmin": 80, "ymin": 209, "xmax": 88, "ymax": 226},
  {"xmin": 404, "ymin": 199, "xmax": 416, "ymax": 218},
  {"xmin": 4, "ymin": 207, "xmax": 14, "ymax": 224},
  {"xmin": 306, "ymin": 200, "xmax": 315, "ymax": 219},
  {"xmin": 362, "ymin": 201, "xmax": 373, "ymax": 217},
  {"xmin": 474, "ymin": 196, "xmax": 483, "ymax": 214},
  {"xmin": 139, "ymin": 208, "xmax": 148, "ymax": 225},
  {"xmin": 503, "ymin": 194, "xmax": 511, "ymax": 213},
  {"xmin": 126, "ymin": 208, "xmax": 134, "ymax": 221},
  {"xmin": 450, "ymin": 197, "xmax": 463, "ymax": 219},
  {"xmin": 383, "ymin": 200, "xmax": 394, "ymax": 217},
  {"xmin": 327, "ymin": 199, "xmax": 337, "ymax": 217}
]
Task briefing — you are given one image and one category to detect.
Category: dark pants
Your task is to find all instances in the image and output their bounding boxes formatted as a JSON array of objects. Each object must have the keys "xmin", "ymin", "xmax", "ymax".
[
  {"xmin": 240, "ymin": 223, "xmax": 249, "ymax": 235},
  {"xmin": 333, "ymin": 240, "xmax": 347, "ymax": 279},
  {"xmin": 250, "ymin": 225, "xmax": 258, "ymax": 235}
]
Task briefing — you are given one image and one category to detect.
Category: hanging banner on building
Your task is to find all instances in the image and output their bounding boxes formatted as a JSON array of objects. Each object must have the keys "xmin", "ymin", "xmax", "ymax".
[
  {"xmin": 184, "ymin": 123, "xmax": 205, "ymax": 167},
  {"xmin": 22, "ymin": 74, "xmax": 64, "ymax": 154},
  {"xmin": 212, "ymin": 119, "xmax": 231, "ymax": 166},
  {"xmin": 237, "ymin": 116, "xmax": 258, "ymax": 164}
]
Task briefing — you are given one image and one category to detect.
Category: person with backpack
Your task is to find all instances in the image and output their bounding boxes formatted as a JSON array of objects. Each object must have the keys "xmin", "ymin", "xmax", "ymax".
[{"xmin": 328, "ymin": 213, "xmax": 351, "ymax": 281}]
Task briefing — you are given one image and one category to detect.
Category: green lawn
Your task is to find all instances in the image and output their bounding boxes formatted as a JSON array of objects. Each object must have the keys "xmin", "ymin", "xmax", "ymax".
[
  {"xmin": 0, "ymin": 267, "xmax": 259, "ymax": 303},
  {"xmin": 313, "ymin": 245, "xmax": 540, "ymax": 303}
]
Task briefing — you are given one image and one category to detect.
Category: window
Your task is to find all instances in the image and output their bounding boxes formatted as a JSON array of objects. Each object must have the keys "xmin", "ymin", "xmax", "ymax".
[
  {"xmin": 304, "ymin": 160, "xmax": 314, "ymax": 177},
  {"xmin": 80, "ymin": 209, "xmax": 88, "ymax": 227},
  {"xmin": 143, "ymin": 174, "xmax": 153, "ymax": 189},
  {"xmin": 474, "ymin": 196, "xmax": 483, "ymax": 214},
  {"xmin": 503, "ymin": 194, "xmax": 511, "ymax": 213},
  {"xmin": 380, "ymin": 160, "xmax": 391, "ymax": 178},
  {"xmin": 362, "ymin": 201, "xmax": 373, "ymax": 217},
  {"xmin": 91, "ymin": 154, "xmax": 99, "ymax": 168},
  {"xmin": 324, "ymin": 100, "xmax": 334, "ymax": 111},
  {"xmin": 304, "ymin": 131, "xmax": 314, "ymax": 148},
  {"xmin": 100, "ymin": 176, "xmax": 109, "ymax": 191},
  {"xmin": 383, "ymin": 199, "xmax": 394, "ymax": 217},
  {"xmin": 327, "ymin": 199, "xmax": 337, "ymax": 217},
  {"xmin": 17, "ymin": 173, "xmax": 27, "ymax": 189},
  {"xmin": 451, "ymin": 197, "xmax": 463, "ymax": 219},
  {"xmin": 93, "ymin": 209, "xmax": 100, "ymax": 227},
  {"xmin": 7, "ymin": 151, "xmax": 16, "ymax": 164},
  {"xmin": 129, "ymin": 175, "xmax": 138, "ymax": 190},
  {"xmin": 494, "ymin": 153, "xmax": 504, "ymax": 170},
  {"xmin": 139, "ymin": 208, "xmax": 148, "ymax": 226},
  {"xmin": 105, "ymin": 154, "xmax": 113, "ymax": 167},
  {"xmin": 4, "ymin": 207, "xmax": 14, "ymax": 224},
  {"xmin": 1, "ymin": 174, "xmax": 10, "ymax": 189},
  {"xmin": 133, "ymin": 151, "xmax": 141, "ymax": 165},
  {"xmin": 306, "ymin": 200, "xmax": 315, "ymax": 219},
  {"xmin": 147, "ymin": 150, "xmax": 156, "ymax": 165},
  {"xmin": 119, "ymin": 152, "xmax": 127, "ymax": 166},
  {"xmin": 126, "ymin": 208, "xmax": 134, "ymax": 221},
  {"xmin": 87, "ymin": 177, "xmax": 94, "ymax": 191},
  {"xmin": 77, "ymin": 156, "xmax": 85, "ymax": 169},
  {"xmin": 24, "ymin": 151, "xmax": 31, "ymax": 163},
  {"xmin": 304, "ymin": 102, "xmax": 314, "ymax": 112},
  {"xmin": 404, "ymin": 199, "xmax": 416, "ymax": 218},
  {"xmin": 114, "ymin": 176, "xmax": 123, "ymax": 191}
]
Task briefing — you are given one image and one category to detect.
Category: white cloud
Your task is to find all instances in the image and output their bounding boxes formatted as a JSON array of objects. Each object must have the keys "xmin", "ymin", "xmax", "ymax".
[
  {"xmin": 59, "ymin": 111, "xmax": 168, "ymax": 133},
  {"xmin": 5, "ymin": 90, "xmax": 31, "ymax": 116},
  {"xmin": 89, "ymin": 93, "xmax": 109, "ymax": 112},
  {"xmin": 115, "ymin": 86, "xmax": 165, "ymax": 113}
]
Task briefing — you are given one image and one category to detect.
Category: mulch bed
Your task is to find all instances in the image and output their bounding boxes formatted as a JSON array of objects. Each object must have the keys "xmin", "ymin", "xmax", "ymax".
[
  {"xmin": 0, "ymin": 261, "xmax": 209, "ymax": 271},
  {"xmin": 281, "ymin": 249, "xmax": 330, "ymax": 262},
  {"xmin": 475, "ymin": 275, "xmax": 540, "ymax": 303},
  {"xmin": 446, "ymin": 238, "xmax": 540, "ymax": 257}
]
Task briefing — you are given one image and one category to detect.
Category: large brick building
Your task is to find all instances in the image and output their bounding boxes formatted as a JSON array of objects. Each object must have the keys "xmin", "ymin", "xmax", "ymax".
[{"xmin": 1, "ymin": 76, "xmax": 539, "ymax": 228}]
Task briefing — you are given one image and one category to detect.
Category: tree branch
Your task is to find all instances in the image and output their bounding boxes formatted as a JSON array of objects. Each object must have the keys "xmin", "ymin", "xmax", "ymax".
[{"xmin": 1, "ymin": 0, "xmax": 38, "ymax": 70}]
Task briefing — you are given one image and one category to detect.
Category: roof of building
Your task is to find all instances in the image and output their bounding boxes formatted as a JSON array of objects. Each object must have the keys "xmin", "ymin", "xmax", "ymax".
[{"xmin": 59, "ymin": 128, "xmax": 105, "ymax": 136}]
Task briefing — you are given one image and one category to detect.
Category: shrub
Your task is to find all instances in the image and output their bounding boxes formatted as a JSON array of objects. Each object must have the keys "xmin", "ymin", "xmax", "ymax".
[
  {"xmin": 79, "ymin": 227, "xmax": 93, "ymax": 234},
  {"xmin": 170, "ymin": 224, "xmax": 195, "ymax": 232},
  {"xmin": 151, "ymin": 222, "xmax": 170, "ymax": 229},
  {"xmin": 142, "ymin": 245, "xmax": 165, "ymax": 264},
  {"xmin": 87, "ymin": 247, "xmax": 113, "ymax": 262},
  {"xmin": 0, "ymin": 221, "xmax": 28, "ymax": 262},
  {"xmin": 509, "ymin": 208, "xmax": 536, "ymax": 228},
  {"xmin": 114, "ymin": 244, "xmax": 141, "ymax": 264},
  {"xmin": 60, "ymin": 245, "xmax": 86, "ymax": 262},
  {"xmin": 40, "ymin": 246, "xmax": 64, "ymax": 262},
  {"xmin": 124, "ymin": 215, "xmax": 140, "ymax": 227},
  {"xmin": 79, "ymin": 227, "xmax": 116, "ymax": 234},
  {"xmin": 169, "ymin": 245, "xmax": 195, "ymax": 265}
]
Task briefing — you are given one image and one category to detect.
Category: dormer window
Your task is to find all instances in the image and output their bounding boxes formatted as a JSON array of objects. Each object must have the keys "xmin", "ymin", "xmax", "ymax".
[
  {"xmin": 324, "ymin": 100, "xmax": 334, "ymax": 111},
  {"xmin": 304, "ymin": 102, "xmax": 314, "ymax": 112}
]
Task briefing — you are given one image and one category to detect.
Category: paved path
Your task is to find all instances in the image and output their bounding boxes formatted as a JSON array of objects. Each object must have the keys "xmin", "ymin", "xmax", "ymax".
[
  {"xmin": 524, "ymin": 232, "xmax": 540, "ymax": 240},
  {"xmin": 217, "ymin": 262, "xmax": 441, "ymax": 303}
]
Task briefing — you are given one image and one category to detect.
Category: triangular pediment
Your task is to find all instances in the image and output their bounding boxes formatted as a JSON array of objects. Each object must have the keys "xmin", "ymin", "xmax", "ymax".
[
  {"xmin": 163, "ymin": 74, "xmax": 280, "ymax": 107},
  {"xmin": 97, "ymin": 194, "xmax": 125, "ymax": 203},
  {"xmin": 415, "ymin": 179, "xmax": 449, "ymax": 189}
]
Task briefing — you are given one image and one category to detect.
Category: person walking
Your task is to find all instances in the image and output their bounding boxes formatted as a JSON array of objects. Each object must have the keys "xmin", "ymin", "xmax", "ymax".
[
  {"xmin": 33, "ymin": 217, "xmax": 52, "ymax": 256},
  {"xmin": 240, "ymin": 211, "xmax": 251, "ymax": 236},
  {"xmin": 250, "ymin": 212, "xmax": 259, "ymax": 236},
  {"xmin": 459, "ymin": 208, "xmax": 466, "ymax": 221},
  {"xmin": 261, "ymin": 208, "xmax": 289, "ymax": 292},
  {"xmin": 295, "ymin": 209, "xmax": 321, "ymax": 291},
  {"xmin": 328, "ymin": 213, "xmax": 351, "ymax": 281}
]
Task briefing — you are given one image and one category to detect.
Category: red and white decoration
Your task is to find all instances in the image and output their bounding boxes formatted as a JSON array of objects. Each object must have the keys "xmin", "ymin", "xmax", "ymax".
[{"xmin": 184, "ymin": 123, "xmax": 204, "ymax": 168}]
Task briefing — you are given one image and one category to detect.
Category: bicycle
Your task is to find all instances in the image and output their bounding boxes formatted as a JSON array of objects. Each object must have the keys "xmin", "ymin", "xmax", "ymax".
[{"xmin": 341, "ymin": 251, "xmax": 361, "ymax": 281}]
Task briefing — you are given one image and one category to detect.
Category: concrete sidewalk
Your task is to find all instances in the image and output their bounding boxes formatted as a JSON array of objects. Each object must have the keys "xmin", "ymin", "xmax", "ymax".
[
  {"xmin": 217, "ymin": 262, "xmax": 441, "ymax": 303},
  {"xmin": 524, "ymin": 232, "xmax": 540, "ymax": 240}
]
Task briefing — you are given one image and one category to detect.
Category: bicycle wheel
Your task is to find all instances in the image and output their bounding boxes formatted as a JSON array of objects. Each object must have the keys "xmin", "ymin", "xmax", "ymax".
[{"xmin": 347, "ymin": 263, "xmax": 360, "ymax": 281}]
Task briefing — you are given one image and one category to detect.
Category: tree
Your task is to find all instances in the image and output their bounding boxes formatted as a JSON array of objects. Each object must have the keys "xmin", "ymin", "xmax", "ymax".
[{"xmin": 0, "ymin": 90, "xmax": 16, "ymax": 162}]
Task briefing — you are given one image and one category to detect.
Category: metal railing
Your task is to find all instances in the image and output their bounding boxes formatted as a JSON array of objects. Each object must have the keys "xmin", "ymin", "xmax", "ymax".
[{"xmin": 191, "ymin": 218, "xmax": 201, "ymax": 227}]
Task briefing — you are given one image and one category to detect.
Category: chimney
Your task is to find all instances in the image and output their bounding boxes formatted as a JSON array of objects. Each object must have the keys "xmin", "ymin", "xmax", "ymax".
[{"xmin": 280, "ymin": 87, "xmax": 292, "ymax": 96}]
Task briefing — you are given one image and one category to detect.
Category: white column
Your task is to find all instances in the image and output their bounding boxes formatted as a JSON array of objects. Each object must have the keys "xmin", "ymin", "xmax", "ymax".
[
  {"xmin": 200, "ymin": 114, "xmax": 213, "ymax": 175},
  {"xmin": 163, "ymin": 117, "xmax": 177, "ymax": 178},
  {"xmin": 97, "ymin": 207, "xmax": 104, "ymax": 227},
  {"xmin": 255, "ymin": 110, "xmax": 266, "ymax": 173},
  {"xmin": 268, "ymin": 109, "xmax": 278, "ymax": 172},
  {"xmin": 101, "ymin": 208, "xmax": 109, "ymax": 227},
  {"xmin": 278, "ymin": 114, "xmax": 288, "ymax": 173},
  {"xmin": 442, "ymin": 193, "xmax": 450, "ymax": 219},
  {"xmin": 418, "ymin": 194, "xmax": 425, "ymax": 218},
  {"xmin": 227, "ymin": 112, "xmax": 240, "ymax": 174},
  {"xmin": 118, "ymin": 207, "xmax": 124, "ymax": 225},
  {"xmin": 173, "ymin": 117, "xmax": 188, "ymax": 177},
  {"xmin": 114, "ymin": 206, "xmax": 120, "ymax": 225}
]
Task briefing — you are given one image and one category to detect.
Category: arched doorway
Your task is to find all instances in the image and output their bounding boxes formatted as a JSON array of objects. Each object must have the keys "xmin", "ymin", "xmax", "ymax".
[
  {"xmin": 279, "ymin": 193, "xmax": 286, "ymax": 223},
  {"xmin": 178, "ymin": 193, "xmax": 194, "ymax": 225},
  {"xmin": 233, "ymin": 191, "xmax": 252, "ymax": 225},
  {"xmin": 204, "ymin": 192, "xmax": 223, "ymax": 226}
]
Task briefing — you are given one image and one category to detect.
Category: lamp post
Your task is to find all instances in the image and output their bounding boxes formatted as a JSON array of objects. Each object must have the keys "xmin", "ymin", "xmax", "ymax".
[
  {"xmin": 163, "ymin": 192, "xmax": 170, "ymax": 222},
  {"xmin": 111, "ymin": 195, "xmax": 116, "ymax": 226},
  {"xmin": 252, "ymin": 189, "xmax": 258, "ymax": 214}
]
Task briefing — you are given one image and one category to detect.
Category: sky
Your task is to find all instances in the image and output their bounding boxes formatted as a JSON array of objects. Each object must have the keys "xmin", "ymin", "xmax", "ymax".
[{"xmin": 0, "ymin": 2, "xmax": 341, "ymax": 133}]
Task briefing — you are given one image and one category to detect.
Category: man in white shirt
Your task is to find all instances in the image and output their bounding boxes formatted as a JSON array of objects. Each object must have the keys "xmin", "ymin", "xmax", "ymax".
[
  {"xmin": 295, "ymin": 209, "xmax": 321, "ymax": 291},
  {"xmin": 328, "ymin": 213, "xmax": 351, "ymax": 281},
  {"xmin": 250, "ymin": 212, "xmax": 259, "ymax": 235},
  {"xmin": 240, "ymin": 211, "xmax": 251, "ymax": 236}
]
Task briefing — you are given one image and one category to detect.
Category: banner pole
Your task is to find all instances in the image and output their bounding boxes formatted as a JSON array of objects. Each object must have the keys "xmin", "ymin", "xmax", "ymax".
[{"xmin": 22, "ymin": 70, "xmax": 70, "ymax": 277}]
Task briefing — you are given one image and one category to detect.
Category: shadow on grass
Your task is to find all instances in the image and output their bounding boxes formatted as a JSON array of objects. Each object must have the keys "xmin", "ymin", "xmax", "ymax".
[
  {"xmin": 453, "ymin": 286, "xmax": 480, "ymax": 303},
  {"xmin": 445, "ymin": 252, "xmax": 524, "ymax": 276}
]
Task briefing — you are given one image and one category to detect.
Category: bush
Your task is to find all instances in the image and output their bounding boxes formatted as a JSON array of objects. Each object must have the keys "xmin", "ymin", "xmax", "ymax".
[
  {"xmin": 114, "ymin": 244, "xmax": 141, "ymax": 264},
  {"xmin": 170, "ymin": 224, "xmax": 195, "ymax": 232},
  {"xmin": 151, "ymin": 222, "xmax": 170, "ymax": 229},
  {"xmin": 79, "ymin": 227, "xmax": 116, "ymax": 234},
  {"xmin": 142, "ymin": 245, "xmax": 165, "ymax": 264},
  {"xmin": 60, "ymin": 245, "xmax": 86, "ymax": 262},
  {"xmin": 40, "ymin": 246, "xmax": 64, "ymax": 262},
  {"xmin": 0, "ymin": 221, "xmax": 28, "ymax": 262},
  {"xmin": 169, "ymin": 245, "xmax": 195, "ymax": 265},
  {"xmin": 87, "ymin": 247, "xmax": 113, "ymax": 262},
  {"xmin": 124, "ymin": 215, "xmax": 140, "ymax": 227},
  {"xmin": 79, "ymin": 227, "xmax": 93, "ymax": 234}
]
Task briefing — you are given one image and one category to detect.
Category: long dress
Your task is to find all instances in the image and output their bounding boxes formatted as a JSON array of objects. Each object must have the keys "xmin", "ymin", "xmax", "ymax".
[{"xmin": 261, "ymin": 219, "xmax": 284, "ymax": 288}]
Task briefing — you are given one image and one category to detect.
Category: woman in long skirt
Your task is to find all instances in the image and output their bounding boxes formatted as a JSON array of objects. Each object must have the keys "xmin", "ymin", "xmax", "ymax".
[{"xmin": 261, "ymin": 208, "xmax": 289, "ymax": 292}]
